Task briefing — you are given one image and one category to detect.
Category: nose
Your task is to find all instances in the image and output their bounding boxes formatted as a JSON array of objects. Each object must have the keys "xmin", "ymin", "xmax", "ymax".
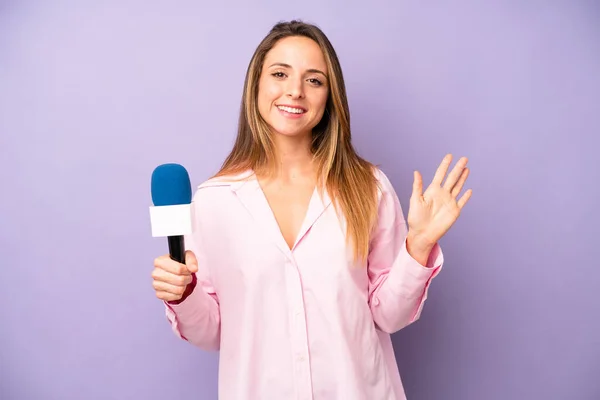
[{"xmin": 286, "ymin": 76, "xmax": 304, "ymax": 99}]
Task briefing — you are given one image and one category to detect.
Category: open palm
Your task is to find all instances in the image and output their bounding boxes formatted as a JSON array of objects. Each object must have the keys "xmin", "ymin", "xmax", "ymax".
[{"xmin": 407, "ymin": 154, "xmax": 472, "ymax": 246}]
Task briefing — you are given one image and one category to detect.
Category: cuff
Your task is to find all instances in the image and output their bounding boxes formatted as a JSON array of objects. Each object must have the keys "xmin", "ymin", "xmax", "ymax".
[{"xmin": 385, "ymin": 239, "xmax": 444, "ymax": 298}]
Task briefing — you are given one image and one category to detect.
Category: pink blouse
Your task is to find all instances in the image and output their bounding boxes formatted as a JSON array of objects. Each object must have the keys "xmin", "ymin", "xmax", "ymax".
[{"xmin": 164, "ymin": 168, "xmax": 443, "ymax": 399}]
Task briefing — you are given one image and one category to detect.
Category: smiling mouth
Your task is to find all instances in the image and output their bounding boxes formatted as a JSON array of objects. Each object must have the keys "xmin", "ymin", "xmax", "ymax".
[{"xmin": 276, "ymin": 105, "xmax": 306, "ymax": 114}]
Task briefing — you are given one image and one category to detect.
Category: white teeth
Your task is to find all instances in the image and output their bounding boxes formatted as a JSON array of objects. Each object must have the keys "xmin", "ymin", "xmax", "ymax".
[{"xmin": 277, "ymin": 106, "xmax": 304, "ymax": 114}]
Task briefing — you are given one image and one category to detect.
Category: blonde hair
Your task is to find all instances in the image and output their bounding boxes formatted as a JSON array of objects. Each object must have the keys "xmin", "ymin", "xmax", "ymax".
[{"xmin": 215, "ymin": 20, "xmax": 379, "ymax": 262}]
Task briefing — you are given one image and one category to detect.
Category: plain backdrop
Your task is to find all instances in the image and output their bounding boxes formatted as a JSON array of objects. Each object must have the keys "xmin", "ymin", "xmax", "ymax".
[{"xmin": 1, "ymin": 1, "xmax": 599, "ymax": 399}]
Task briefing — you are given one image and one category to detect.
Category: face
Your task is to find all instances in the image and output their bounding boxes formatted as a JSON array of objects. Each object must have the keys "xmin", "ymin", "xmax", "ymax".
[{"xmin": 257, "ymin": 36, "xmax": 329, "ymax": 140}]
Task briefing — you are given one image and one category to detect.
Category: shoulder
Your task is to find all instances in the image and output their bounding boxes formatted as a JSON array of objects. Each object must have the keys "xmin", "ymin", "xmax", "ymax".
[
  {"xmin": 189, "ymin": 170, "xmax": 255, "ymax": 223},
  {"xmin": 191, "ymin": 169, "xmax": 255, "ymax": 202},
  {"xmin": 371, "ymin": 166, "xmax": 397, "ymax": 199},
  {"xmin": 197, "ymin": 169, "xmax": 254, "ymax": 189},
  {"xmin": 369, "ymin": 165, "xmax": 406, "ymax": 221}
]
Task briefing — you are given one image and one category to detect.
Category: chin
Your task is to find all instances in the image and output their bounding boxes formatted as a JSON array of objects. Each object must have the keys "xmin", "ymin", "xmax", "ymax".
[{"xmin": 270, "ymin": 125, "xmax": 312, "ymax": 138}]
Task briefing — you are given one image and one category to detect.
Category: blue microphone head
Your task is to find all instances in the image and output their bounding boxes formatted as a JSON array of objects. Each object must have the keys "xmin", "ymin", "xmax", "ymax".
[{"xmin": 151, "ymin": 163, "xmax": 192, "ymax": 206}]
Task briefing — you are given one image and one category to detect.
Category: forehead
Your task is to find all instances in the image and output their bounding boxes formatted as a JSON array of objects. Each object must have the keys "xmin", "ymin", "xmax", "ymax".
[{"xmin": 264, "ymin": 36, "xmax": 327, "ymax": 70}]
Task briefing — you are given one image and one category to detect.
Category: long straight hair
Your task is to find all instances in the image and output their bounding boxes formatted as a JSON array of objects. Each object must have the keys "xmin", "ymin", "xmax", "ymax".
[{"xmin": 215, "ymin": 20, "xmax": 379, "ymax": 262}]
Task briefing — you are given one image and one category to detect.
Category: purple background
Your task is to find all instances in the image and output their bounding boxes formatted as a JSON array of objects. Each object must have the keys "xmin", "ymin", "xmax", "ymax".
[{"xmin": 1, "ymin": 1, "xmax": 599, "ymax": 399}]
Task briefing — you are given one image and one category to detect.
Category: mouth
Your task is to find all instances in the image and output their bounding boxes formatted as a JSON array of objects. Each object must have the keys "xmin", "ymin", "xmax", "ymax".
[{"xmin": 276, "ymin": 104, "xmax": 307, "ymax": 115}]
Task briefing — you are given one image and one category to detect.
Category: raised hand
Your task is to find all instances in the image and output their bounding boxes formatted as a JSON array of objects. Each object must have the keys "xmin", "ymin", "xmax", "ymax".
[{"xmin": 407, "ymin": 154, "xmax": 472, "ymax": 250}]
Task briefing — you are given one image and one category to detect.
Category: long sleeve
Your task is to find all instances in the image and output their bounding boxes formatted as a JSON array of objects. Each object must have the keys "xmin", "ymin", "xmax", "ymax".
[
  {"xmin": 367, "ymin": 169, "xmax": 444, "ymax": 334},
  {"xmin": 163, "ymin": 191, "xmax": 221, "ymax": 351}
]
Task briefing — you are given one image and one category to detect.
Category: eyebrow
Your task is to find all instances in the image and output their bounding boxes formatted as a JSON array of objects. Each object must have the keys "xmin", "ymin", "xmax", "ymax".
[{"xmin": 268, "ymin": 62, "xmax": 328, "ymax": 78}]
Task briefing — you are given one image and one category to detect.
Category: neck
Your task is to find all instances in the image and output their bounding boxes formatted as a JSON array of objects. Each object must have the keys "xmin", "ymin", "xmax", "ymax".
[{"xmin": 268, "ymin": 132, "xmax": 315, "ymax": 182}]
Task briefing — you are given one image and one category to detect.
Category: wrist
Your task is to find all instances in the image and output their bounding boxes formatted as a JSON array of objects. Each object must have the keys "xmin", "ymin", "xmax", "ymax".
[
  {"xmin": 407, "ymin": 231, "xmax": 435, "ymax": 253},
  {"xmin": 406, "ymin": 231, "xmax": 435, "ymax": 266}
]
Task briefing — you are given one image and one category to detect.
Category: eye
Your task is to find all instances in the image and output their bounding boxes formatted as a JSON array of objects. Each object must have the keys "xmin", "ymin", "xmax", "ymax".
[
  {"xmin": 308, "ymin": 78, "xmax": 323, "ymax": 86},
  {"xmin": 271, "ymin": 71, "xmax": 286, "ymax": 78}
]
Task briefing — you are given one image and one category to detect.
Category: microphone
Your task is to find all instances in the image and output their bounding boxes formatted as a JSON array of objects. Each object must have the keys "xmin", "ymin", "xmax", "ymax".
[{"xmin": 149, "ymin": 163, "xmax": 193, "ymax": 264}]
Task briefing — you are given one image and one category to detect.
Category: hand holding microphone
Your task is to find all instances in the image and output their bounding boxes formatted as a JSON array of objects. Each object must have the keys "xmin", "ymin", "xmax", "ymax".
[
  {"xmin": 152, "ymin": 250, "xmax": 198, "ymax": 302},
  {"xmin": 149, "ymin": 163, "xmax": 198, "ymax": 304}
]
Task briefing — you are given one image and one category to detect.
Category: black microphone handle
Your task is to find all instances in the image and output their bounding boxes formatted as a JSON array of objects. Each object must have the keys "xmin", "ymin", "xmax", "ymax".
[{"xmin": 168, "ymin": 235, "xmax": 186, "ymax": 264}]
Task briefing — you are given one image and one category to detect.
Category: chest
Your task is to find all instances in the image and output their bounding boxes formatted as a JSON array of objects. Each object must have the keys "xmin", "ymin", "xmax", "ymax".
[
  {"xmin": 260, "ymin": 181, "xmax": 315, "ymax": 250},
  {"xmin": 196, "ymin": 185, "xmax": 368, "ymax": 299}
]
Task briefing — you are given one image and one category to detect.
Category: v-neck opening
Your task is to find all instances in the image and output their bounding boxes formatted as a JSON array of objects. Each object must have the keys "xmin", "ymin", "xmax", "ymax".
[
  {"xmin": 255, "ymin": 179, "xmax": 317, "ymax": 252},
  {"xmin": 233, "ymin": 173, "xmax": 332, "ymax": 257}
]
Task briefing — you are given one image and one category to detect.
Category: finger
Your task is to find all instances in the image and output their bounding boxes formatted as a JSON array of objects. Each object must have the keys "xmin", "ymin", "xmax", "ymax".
[
  {"xmin": 451, "ymin": 167, "xmax": 470, "ymax": 198},
  {"xmin": 412, "ymin": 170, "xmax": 423, "ymax": 199},
  {"xmin": 155, "ymin": 290, "xmax": 182, "ymax": 302},
  {"xmin": 457, "ymin": 189, "xmax": 473, "ymax": 209},
  {"xmin": 152, "ymin": 268, "xmax": 193, "ymax": 287},
  {"xmin": 431, "ymin": 154, "xmax": 453, "ymax": 186},
  {"xmin": 153, "ymin": 280, "xmax": 187, "ymax": 296},
  {"xmin": 185, "ymin": 250, "xmax": 199, "ymax": 273},
  {"xmin": 443, "ymin": 156, "xmax": 468, "ymax": 191},
  {"xmin": 154, "ymin": 255, "xmax": 190, "ymax": 276}
]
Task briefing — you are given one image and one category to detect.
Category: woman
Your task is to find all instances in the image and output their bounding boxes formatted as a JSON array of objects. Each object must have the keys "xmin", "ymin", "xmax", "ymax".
[{"xmin": 151, "ymin": 20, "xmax": 471, "ymax": 399}]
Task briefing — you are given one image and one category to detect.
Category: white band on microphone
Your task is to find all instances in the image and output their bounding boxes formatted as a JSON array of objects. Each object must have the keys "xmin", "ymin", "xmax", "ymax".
[{"xmin": 149, "ymin": 203, "xmax": 194, "ymax": 237}]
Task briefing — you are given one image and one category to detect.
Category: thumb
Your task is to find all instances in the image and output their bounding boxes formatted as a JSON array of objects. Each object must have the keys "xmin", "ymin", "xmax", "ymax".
[
  {"xmin": 412, "ymin": 170, "xmax": 423, "ymax": 200},
  {"xmin": 185, "ymin": 250, "xmax": 199, "ymax": 273}
]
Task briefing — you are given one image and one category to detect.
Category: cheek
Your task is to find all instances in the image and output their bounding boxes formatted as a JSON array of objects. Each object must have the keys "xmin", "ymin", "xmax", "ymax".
[
  {"xmin": 257, "ymin": 89, "xmax": 273, "ymax": 119},
  {"xmin": 313, "ymin": 92, "xmax": 329, "ymax": 117},
  {"xmin": 258, "ymin": 81, "xmax": 280, "ymax": 105}
]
